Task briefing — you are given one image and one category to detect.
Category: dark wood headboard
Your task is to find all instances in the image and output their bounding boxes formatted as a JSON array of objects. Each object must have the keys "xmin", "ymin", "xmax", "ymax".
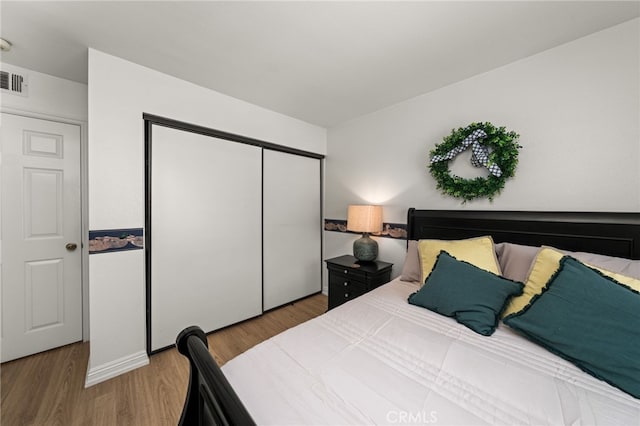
[{"xmin": 407, "ymin": 209, "xmax": 640, "ymax": 259}]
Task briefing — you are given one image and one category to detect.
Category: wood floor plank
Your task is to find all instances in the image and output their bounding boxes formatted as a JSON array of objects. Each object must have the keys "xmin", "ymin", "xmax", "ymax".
[{"xmin": 1, "ymin": 293, "xmax": 326, "ymax": 425}]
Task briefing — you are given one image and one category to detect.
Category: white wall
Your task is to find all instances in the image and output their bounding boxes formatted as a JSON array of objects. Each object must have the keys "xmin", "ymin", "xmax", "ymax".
[
  {"xmin": 324, "ymin": 18, "xmax": 640, "ymax": 285},
  {"xmin": 87, "ymin": 49, "xmax": 326, "ymax": 385},
  {"xmin": 1, "ymin": 63, "xmax": 88, "ymax": 121}
]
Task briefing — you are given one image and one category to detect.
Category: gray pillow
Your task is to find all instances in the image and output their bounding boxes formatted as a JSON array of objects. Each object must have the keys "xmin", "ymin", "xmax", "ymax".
[
  {"xmin": 555, "ymin": 248, "xmax": 640, "ymax": 280},
  {"xmin": 400, "ymin": 240, "xmax": 421, "ymax": 283},
  {"xmin": 494, "ymin": 242, "xmax": 540, "ymax": 282}
]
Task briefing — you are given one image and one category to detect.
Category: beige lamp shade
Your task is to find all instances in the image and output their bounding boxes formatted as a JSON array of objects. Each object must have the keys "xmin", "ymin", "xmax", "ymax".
[{"xmin": 347, "ymin": 205, "xmax": 383, "ymax": 233}]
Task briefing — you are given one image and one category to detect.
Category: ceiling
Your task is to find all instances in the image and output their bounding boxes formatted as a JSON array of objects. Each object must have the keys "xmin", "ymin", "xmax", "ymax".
[{"xmin": 1, "ymin": 1, "xmax": 638, "ymax": 127}]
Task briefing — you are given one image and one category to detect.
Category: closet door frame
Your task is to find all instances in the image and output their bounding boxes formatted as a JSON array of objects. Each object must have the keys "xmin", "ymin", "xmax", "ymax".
[{"xmin": 143, "ymin": 113, "xmax": 324, "ymax": 355}]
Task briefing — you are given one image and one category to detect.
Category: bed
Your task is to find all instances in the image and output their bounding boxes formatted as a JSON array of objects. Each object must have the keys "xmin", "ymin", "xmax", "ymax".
[{"xmin": 176, "ymin": 209, "xmax": 640, "ymax": 425}]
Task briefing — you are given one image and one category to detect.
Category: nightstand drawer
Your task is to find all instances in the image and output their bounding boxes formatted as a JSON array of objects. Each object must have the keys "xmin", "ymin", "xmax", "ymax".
[
  {"xmin": 328, "ymin": 272, "xmax": 366, "ymax": 292},
  {"xmin": 328, "ymin": 269, "xmax": 366, "ymax": 286},
  {"xmin": 327, "ymin": 265, "xmax": 368, "ymax": 282},
  {"xmin": 328, "ymin": 275, "xmax": 366, "ymax": 308}
]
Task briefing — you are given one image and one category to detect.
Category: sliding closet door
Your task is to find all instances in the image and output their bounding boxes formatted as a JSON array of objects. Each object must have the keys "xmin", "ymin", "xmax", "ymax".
[
  {"xmin": 150, "ymin": 125, "xmax": 262, "ymax": 352},
  {"xmin": 263, "ymin": 150, "xmax": 321, "ymax": 311}
]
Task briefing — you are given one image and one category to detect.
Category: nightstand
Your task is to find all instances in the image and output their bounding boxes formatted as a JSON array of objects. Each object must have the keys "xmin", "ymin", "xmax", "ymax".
[{"xmin": 325, "ymin": 255, "xmax": 393, "ymax": 310}]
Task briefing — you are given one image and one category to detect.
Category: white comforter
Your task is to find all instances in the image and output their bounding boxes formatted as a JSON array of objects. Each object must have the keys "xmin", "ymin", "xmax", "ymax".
[{"xmin": 222, "ymin": 278, "xmax": 640, "ymax": 425}]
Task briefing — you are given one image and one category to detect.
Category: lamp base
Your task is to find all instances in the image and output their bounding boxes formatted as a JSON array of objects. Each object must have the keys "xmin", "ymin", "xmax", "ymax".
[{"xmin": 353, "ymin": 233, "xmax": 378, "ymax": 262}]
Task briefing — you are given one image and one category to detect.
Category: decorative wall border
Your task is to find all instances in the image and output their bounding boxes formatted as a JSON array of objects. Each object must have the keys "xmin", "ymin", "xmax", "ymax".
[
  {"xmin": 324, "ymin": 219, "xmax": 407, "ymax": 239},
  {"xmin": 89, "ymin": 228, "xmax": 144, "ymax": 254}
]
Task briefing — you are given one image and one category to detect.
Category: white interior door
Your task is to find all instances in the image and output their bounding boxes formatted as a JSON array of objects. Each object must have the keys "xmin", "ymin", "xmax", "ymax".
[
  {"xmin": 150, "ymin": 125, "xmax": 262, "ymax": 352},
  {"xmin": 263, "ymin": 150, "xmax": 321, "ymax": 311},
  {"xmin": 1, "ymin": 113, "xmax": 82, "ymax": 362}
]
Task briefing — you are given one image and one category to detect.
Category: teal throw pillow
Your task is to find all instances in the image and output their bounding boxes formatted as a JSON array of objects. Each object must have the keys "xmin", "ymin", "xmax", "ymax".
[
  {"xmin": 504, "ymin": 256, "xmax": 640, "ymax": 399},
  {"xmin": 408, "ymin": 251, "xmax": 523, "ymax": 336}
]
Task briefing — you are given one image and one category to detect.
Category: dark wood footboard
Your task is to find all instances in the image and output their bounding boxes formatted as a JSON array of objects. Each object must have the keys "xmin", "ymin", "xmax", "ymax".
[{"xmin": 176, "ymin": 326, "xmax": 256, "ymax": 426}]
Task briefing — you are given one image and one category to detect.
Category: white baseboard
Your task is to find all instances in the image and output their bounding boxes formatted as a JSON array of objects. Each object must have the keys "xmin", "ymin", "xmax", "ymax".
[{"xmin": 84, "ymin": 350, "xmax": 149, "ymax": 387}]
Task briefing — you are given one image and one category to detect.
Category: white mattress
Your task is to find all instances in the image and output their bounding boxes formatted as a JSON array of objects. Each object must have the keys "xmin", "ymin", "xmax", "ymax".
[{"xmin": 222, "ymin": 278, "xmax": 640, "ymax": 425}]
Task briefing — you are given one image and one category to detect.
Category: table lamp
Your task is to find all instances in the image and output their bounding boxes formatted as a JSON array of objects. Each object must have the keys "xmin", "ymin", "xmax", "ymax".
[{"xmin": 347, "ymin": 205, "xmax": 383, "ymax": 262}]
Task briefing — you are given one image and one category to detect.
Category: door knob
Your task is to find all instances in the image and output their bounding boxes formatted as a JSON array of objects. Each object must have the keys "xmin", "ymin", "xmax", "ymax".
[{"xmin": 65, "ymin": 243, "xmax": 78, "ymax": 251}]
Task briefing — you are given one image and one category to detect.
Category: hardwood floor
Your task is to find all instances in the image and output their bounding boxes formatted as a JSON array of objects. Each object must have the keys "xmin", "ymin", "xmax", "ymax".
[{"xmin": 1, "ymin": 293, "xmax": 327, "ymax": 426}]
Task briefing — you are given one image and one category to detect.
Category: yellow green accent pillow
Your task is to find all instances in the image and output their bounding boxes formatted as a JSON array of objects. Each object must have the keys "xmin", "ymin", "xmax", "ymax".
[
  {"xmin": 502, "ymin": 247, "xmax": 640, "ymax": 317},
  {"xmin": 418, "ymin": 236, "xmax": 501, "ymax": 285}
]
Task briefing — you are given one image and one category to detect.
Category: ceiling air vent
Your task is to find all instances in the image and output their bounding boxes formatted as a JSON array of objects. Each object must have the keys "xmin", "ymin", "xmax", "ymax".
[{"xmin": 0, "ymin": 70, "xmax": 28, "ymax": 96}]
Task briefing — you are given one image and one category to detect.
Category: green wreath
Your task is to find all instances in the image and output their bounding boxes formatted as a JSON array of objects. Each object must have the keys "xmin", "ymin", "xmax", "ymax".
[{"xmin": 428, "ymin": 122, "xmax": 521, "ymax": 202}]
